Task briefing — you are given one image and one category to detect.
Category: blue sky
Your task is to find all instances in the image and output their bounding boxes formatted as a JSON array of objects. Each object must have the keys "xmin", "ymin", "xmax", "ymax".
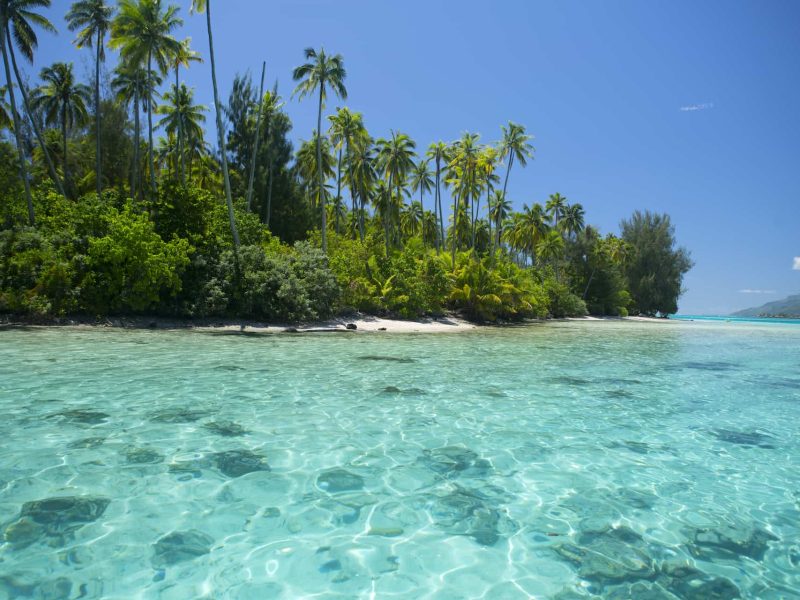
[{"xmin": 26, "ymin": 0, "xmax": 800, "ymax": 314}]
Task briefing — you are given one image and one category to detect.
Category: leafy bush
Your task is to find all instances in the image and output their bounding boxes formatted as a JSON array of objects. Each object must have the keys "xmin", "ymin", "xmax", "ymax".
[{"xmin": 544, "ymin": 278, "xmax": 588, "ymax": 318}]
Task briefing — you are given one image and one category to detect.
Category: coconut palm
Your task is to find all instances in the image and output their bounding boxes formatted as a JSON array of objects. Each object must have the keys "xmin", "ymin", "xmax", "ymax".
[
  {"xmin": 328, "ymin": 106, "xmax": 362, "ymax": 233},
  {"xmin": 245, "ymin": 61, "xmax": 265, "ymax": 211},
  {"xmin": 296, "ymin": 131, "xmax": 334, "ymax": 209},
  {"xmin": 66, "ymin": 0, "xmax": 113, "ymax": 196},
  {"xmin": 112, "ymin": 62, "xmax": 159, "ymax": 199},
  {"xmin": 410, "ymin": 158, "xmax": 433, "ymax": 245},
  {"xmin": 111, "ymin": 0, "xmax": 181, "ymax": 200},
  {"xmin": 426, "ymin": 141, "xmax": 448, "ymax": 251},
  {"xmin": 0, "ymin": 84, "xmax": 10, "ymax": 128},
  {"xmin": 521, "ymin": 202, "xmax": 549, "ymax": 265},
  {"xmin": 561, "ymin": 202, "xmax": 585, "ymax": 240},
  {"xmin": 400, "ymin": 200, "xmax": 423, "ymax": 239},
  {"xmin": 499, "ymin": 121, "xmax": 534, "ymax": 202},
  {"xmin": 156, "ymin": 83, "xmax": 206, "ymax": 178},
  {"xmin": 346, "ymin": 139, "xmax": 376, "ymax": 241},
  {"xmin": 292, "ymin": 47, "xmax": 347, "ymax": 253},
  {"xmin": 536, "ymin": 229, "xmax": 565, "ymax": 271},
  {"xmin": 170, "ymin": 37, "xmax": 201, "ymax": 185},
  {"xmin": 546, "ymin": 192, "xmax": 568, "ymax": 229},
  {"xmin": 1, "ymin": 0, "xmax": 59, "ymax": 223},
  {"xmin": 477, "ymin": 145, "xmax": 500, "ymax": 247},
  {"xmin": 376, "ymin": 131, "xmax": 416, "ymax": 254},
  {"xmin": 447, "ymin": 132, "xmax": 481, "ymax": 263},
  {"xmin": 260, "ymin": 84, "xmax": 284, "ymax": 226},
  {"xmin": 488, "ymin": 189, "xmax": 511, "ymax": 255},
  {"xmin": 32, "ymin": 62, "xmax": 90, "ymax": 192}
]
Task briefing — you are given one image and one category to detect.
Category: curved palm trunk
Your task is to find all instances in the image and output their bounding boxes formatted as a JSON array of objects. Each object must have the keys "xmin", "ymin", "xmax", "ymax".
[
  {"xmin": 175, "ymin": 67, "xmax": 185, "ymax": 185},
  {"xmin": 265, "ymin": 161, "xmax": 273, "ymax": 226},
  {"xmin": 436, "ymin": 157, "xmax": 444, "ymax": 252},
  {"xmin": 1, "ymin": 21, "xmax": 33, "ymax": 224},
  {"xmin": 6, "ymin": 30, "xmax": 64, "ymax": 198},
  {"xmin": 146, "ymin": 50, "xmax": 156, "ymax": 196},
  {"xmin": 501, "ymin": 152, "xmax": 514, "ymax": 204},
  {"xmin": 133, "ymin": 90, "xmax": 141, "ymax": 200},
  {"xmin": 206, "ymin": 0, "xmax": 240, "ymax": 248},
  {"xmin": 357, "ymin": 187, "xmax": 365, "ymax": 242},
  {"xmin": 315, "ymin": 84, "xmax": 326, "ymax": 252},
  {"xmin": 451, "ymin": 191, "xmax": 461, "ymax": 268},
  {"xmin": 95, "ymin": 31, "xmax": 102, "ymax": 197},
  {"xmin": 419, "ymin": 185, "xmax": 425, "ymax": 247},
  {"xmin": 246, "ymin": 61, "xmax": 265, "ymax": 211}
]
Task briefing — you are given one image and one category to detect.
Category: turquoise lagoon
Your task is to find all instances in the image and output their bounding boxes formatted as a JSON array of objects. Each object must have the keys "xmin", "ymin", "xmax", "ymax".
[{"xmin": 1, "ymin": 320, "xmax": 799, "ymax": 599}]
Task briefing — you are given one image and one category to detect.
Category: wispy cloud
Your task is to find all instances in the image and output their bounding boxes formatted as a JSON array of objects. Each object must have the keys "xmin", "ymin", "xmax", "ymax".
[
  {"xmin": 793, "ymin": 257, "xmax": 800, "ymax": 270},
  {"xmin": 739, "ymin": 289, "xmax": 777, "ymax": 294},
  {"xmin": 680, "ymin": 102, "xmax": 714, "ymax": 112}
]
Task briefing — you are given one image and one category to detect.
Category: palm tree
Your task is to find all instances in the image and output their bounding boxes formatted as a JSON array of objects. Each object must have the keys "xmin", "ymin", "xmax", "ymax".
[
  {"xmin": 170, "ymin": 36, "xmax": 201, "ymax": 186},
  {"xmin": 499, "ymin": 121, "xmax": 534, "ymax": 203},
  {"xmin": 66, "ymin": 0, "xmax": 113, "ymax": 197},
  {"xmin": 245, "ymin": 60, "xmax": 265, "ymax": 211},
  {"xmin": 477, "ymin": 145, "xmax": 500, "ymax": 248},
  {"xmin": 521, "ymin": 202, "xmax": 549, "ymax": 265},
  {"xmin": 328, "ymin": 106, "xmax": 362, "ymax": 233},
  {"xmin": 546, "ymin": 192, "xmax": 568, "ymax": 229},
  {"xmin": 296, "ymin": 132, "xmax": 334, "ymax": 209},
  {"xmin": 400, "ymin": 200, "xmax": 423, "ymax": 239},
  {"xmin": 410, "ymin": 158, "xmax": 433, "ymax": 245},
  {"xmin": 447, "ymin": 132, "xmax": 481, "ymax": 264},
  {"xmin": 0, "ymin": 84, "xmax": 10, "ymax": 128},
  {"xmin": 346, "ymin": 139, "xmax": 376, "ymax": 241},
  {"xmin": 156, "ymin": 83, "xmax": 205, "ymax": 178},
  {"xmin": 260, "ymin": 84, "xmax": 284, "ymax": 227},
  {"xmin": 561, "ymin": 202, "xmax": 585, "ymax": 240},
  {"xmin": 111, "ymin": 0, "xmax": 182, "ymax": 198},
  {"xmin": 292, "ymin": 47, "xmax": 347, "ymax": 254},
  {"xmin": 32, "ymin": 62, "xmax": 90, "ymax": 193},
  {"xmin": 112, "ymin": 62, "xmax": 159, "ymax": 199},
  {"xmin": 536, "ymin": 229, "xmax": 565, "ymax": 272},
  {"xmin": 376, "ymin": 131, "xmax": 416, "ymax": 255},
  {"xmin": 1, "ymin": 0, "xmax": 59, "ymax": 224},
  {"xmin": 426, "ymin": 141, "xmax": 448, "ymax": 252},
  {"xmin": 488, "ymin": 189, "xmax": 511, "ymax": 255}
]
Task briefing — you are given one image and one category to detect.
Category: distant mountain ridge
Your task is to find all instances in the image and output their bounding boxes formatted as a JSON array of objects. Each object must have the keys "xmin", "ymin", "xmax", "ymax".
[{"xmin": 732, "ymin": 293, "xmax": 800, "ymax": 318}]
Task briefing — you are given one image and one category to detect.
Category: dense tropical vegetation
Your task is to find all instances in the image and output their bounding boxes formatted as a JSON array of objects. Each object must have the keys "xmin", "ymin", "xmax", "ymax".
[{"xmin": 0, "ymin": 0, "xmax": 691, "ymax": 323}]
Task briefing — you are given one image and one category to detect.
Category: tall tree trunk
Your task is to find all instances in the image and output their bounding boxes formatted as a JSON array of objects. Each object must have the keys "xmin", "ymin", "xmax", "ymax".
[
  {"xmin": 501, "ymin": 152, "xmax": 514, "ymax": 204},
  {"xmin": 246, "ymin": 61, "xmax": 265, "ymax": 211},
  {"xmin": 206, "ymin": 0, "xmax": 240, "ymax": 248},
  {"xmin": 133, "ymin": 90, "xmax": 141, "ymax": 200},
  {"xmin": 1, "ymin": 21, "xmax": 33, "ymax": 224},
  {"xmin": 6, "ymin": 30, "xmax": 64, "ymax": 197},
  {"xmin": 62, "ymin": 104, "xmax": 68, "ymax": 194},
  {"xmin": 175, "ymin": 67, "xmax": 185, "ymax": 185},
  {"xmin": 334, "ymin": 145, "xmax": 342, "ymax": 234},
  {"xmin": 436, "ymin": 157, "xmax": 444, "ymax": 253},
  {"xmin": 419, "ymin": 185, "xmax": 425, "ymax": 247},
  {"xmin": 95, "ymin": 31, "xmax": 102, "ymax": 197},
  {"xmin": 451, "ymin": 191, "xmax": 460, "ymax": 268},
  {"xmin": 265, "ymin": 161, "xmax": 273, "ymax": 227},
  {"xmin": 316, "ymin": 83, "xmax": 326, "ymax": 253},
  {"xmin": 147, "ymin": 50, "xmax": 156, "ymax": 196},
  {"xmin": 357, "ymin": 188, "xmax": 365, "ymax": 242}
]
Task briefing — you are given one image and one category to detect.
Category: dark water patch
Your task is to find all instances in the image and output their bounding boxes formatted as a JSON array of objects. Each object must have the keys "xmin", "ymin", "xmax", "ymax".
[
  {"xmin": 428, "ymin": 486, "xmax": 517, "ymax": 546},
  {"xmin": 677, "ymin": 361, "xmax": 740, "ymax": 372},
  {"xmin": 357, "ymin": 355, "xmax": 416, "ymax": 363},
  {"xmin": 4, "ymin": 496, "xmax": 110, "ymax": 548},
  {"xmin": 608, "ymin": 440, "xmax": 655, "ymax": 455},
  {"xmin": 605, "ymin": 389, "xmax": 636, "ymax": 399},
  {"xmin": 168, "ymin": 458, "xmax": 208, "ymax": 479},
  {"xmin": 317, "ymin": 469, "xmax": 365, "ymax": 493},
  {"xmin": 67, "ymin": 436, "xmax": 106, "ymax": 449},
  {"xmin": 214, "ymin": 365, "xmax": 246, "ymax": 371},
  {"xmin": 211, "ymin": 450, "xmax": 270, "ymax": 478},
  {"xmin": 761, "ymin": 377, "xmax": 800, "ymax": 390},
  {"xmin": 0, "ymin": 575, "xmax": 72, "ymax": 600},
  {"xmin": 485, "ymin": 388, "xmax": 508, "ymax": 398},
  {"xmin": 124, "ymin": 447, "xmax": 164, "ymax": 465},
  {"xmin": 687, "ymin": 524, "xmax": 778, "ymax": 561},
  {"xmin": 203, "ymin": 420, "xmax": 248, "ymax": 437},
  {"xmin": 657, "ymin": 561, "xmax": 740, "ymax": 600},
  {"xmin": 604, "ymin": 378, "xmax": 643, "ymax": 385},
  {"xmin": 548, "ymin": 376, "xmax": 592, "ymax": 386},
  {"xmin": 50, "ymin": 409, "xmax": 109, "ymax": 425},
  {"xmin": 151, "ymin": 409, "xmax": 209, "ymax": 423},
  {"xmin": 611, "ymin": 488, "xmax": 659, "ymax": 510},
  {"xmin": 380, "ymin": 386, "xmax": 427, "ymax": 396},
  {"xmin": 713, "ymin": 428, "xmax": 776, "ymax": 449},
  {"xmin": 152, "ymin": 530, "xmax": 214, "ymax": 567},
  {"xmin": 319, "ymin": 559, "xmax": 342, "ymax": 573},
  {"xmin": 419, "ymin": 446, "xmax": 492, "ymax": 479},
  {"xmin": 553, "ymin": 526, "xmax": 655, "ymax": 587}
]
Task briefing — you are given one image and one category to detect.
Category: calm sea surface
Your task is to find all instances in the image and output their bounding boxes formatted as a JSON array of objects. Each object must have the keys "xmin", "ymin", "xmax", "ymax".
[{"xmin": 1, "ymin": 321, "xmax": 798, "ymax": 599}]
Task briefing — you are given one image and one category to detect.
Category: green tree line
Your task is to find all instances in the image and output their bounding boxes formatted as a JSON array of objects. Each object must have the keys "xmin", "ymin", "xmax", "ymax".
[{"xmin": 0, "ymin": 0, "xmax": 692, "ymax": 322}]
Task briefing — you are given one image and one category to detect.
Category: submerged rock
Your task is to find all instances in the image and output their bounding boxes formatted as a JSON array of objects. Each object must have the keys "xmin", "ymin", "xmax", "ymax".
[
  {"xmin": 317, "ymin": 469, "xmax": 365, "ymax": 493},
  {"xmin": 151, "ymin": 409, "xmax": 209, "ymax": 423},
  {"xmin": 0, "ymin": 575, "xmax": 72, "ymax": 600},
  {"xmin": 688, "ymin": 523, "xmax": 778, "ymax": 561},
  {"xmin": 4, "ymin": 496, "xmax": 110, "ymax": 547},
  {"xmin": 380, "ymin": 386, "xmax": 427, "ymax": 396},
  {"xmin": 211, "ymin": 450, "xmax": 270, "ymax": 477},
  {"xmin": 357, "ymin": 355, "xmax": 415, "ymax": 363},
  {"xmin": 67, "ymin": 437, "xmax": 106, "ymax": 449},
  {"xmin": 681, "ymin": 361, "xmax": 739, "ymax": 371},
  {"xmin": 428, "ymin": 486, "xmax": 517, "ymax": 546},
  {"xmin": 152, "ymin": 530, "xmax": 214, "ymax": 567},
  {"xmin": 419, "ymin": 446, "xmax": 492, "ymax": 479},
  {"xmin": 51, "ymin": 409, "xmax": 109, "ymax": 424},
  {"xmin": 713, "ymin": 428, "xmax": 776, "ymax": 449},
  {"xmin": 124, "ymin": 447, "xmax": 164, "ymax": 465},
  {"xmin": 657, "ymin": 561, "xmax": 741, "ymax": 600},
  {"xmin": 548, "ymin": 376, "xmax": 592, "ymax": 386},
  {"xmin": 203, "ymin": 420, "xmax": 248, "ymax": 437}
]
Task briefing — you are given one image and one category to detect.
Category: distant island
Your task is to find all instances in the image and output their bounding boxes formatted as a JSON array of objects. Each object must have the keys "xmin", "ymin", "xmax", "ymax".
[{"xmin": 732, "ymin": 293, "xmax": 800, "ymax": 319}]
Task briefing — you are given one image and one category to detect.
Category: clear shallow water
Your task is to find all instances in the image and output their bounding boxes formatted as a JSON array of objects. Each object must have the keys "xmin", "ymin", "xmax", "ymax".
[{"xmin": 0, "ymin": 321, "xmax": 799, "ymax": 600}]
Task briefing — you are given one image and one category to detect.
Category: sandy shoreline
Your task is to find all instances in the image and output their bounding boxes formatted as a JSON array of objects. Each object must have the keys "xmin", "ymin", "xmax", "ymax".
[{"xmin": 0, "ymin": 313, "xmax": 679, "ymax": 334}]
